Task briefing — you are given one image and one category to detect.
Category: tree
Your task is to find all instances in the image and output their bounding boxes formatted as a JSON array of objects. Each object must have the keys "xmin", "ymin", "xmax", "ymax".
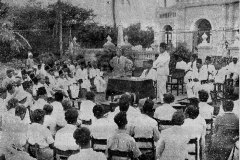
[
  {"xmin": 0, "ymin": 2, "xmax": 31, "ymax": 62},
  {"xmin": 124, "ymin": 23, "xmax": 154, "ymax": 48}
]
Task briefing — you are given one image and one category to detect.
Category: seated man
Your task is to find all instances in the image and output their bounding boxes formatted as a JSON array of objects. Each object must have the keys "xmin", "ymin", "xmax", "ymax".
[
  {"xmin": 106, "ymin": 112, "xmax": 142, "ymax": 159},
  {"xmin": 55, "ymin": 109, "xmax": 79, "ymax": 151},
  {"xmin": 32, "ymin": 87, "xmax": 48, "ymax": 111},
  {"xmin": 198, "ymin": 90, "xmax": 214, "ymax": 119},
  {"xmin": 68, "ymin": 127, "xmax": 106, "ymax": 160},
  {"xmin": 89, "ymin": 105, "xmax": 117, "ymax": 151},
  {"xmin": 156, "ymin": 111, "xmax": 190, "ymax": 160},
  {"xmin": 51, "ymin": 91, "xmax": 66, "ymax": 127},
  {"xmin": 182, "ymin": 105, "xmax": 206, "ymax": 160},
  {"xmin": 27, "ymin": 109, "xmax": 54, "ymax": 160},
  {"xmin": 132, "ymin": 99, "xmax": 160, "ymax": 151},
  {"xmin": 226, "ymin": 57, "xmax": 239, "ymax": 84},
  {"xmin": 79, "ymin": 91, "xmax": 96, "ymax": 122},
  {"xmin": 154, "ymin": 93, "xmax": 176, "ymax": 120},
  {"xmin": 43, "ymin": 104, "xmax": 57, "ymax": 136},
  {"xmin": 175, "ymin": 55, "xmax": 188, "ymax": 71},
  {"xmin": 107, "ymin": 94, "xmax": 141, "ymax": 126},
  {"xmin": 140, "ymin": 60, "xmax": 157, "ymax": 81}
]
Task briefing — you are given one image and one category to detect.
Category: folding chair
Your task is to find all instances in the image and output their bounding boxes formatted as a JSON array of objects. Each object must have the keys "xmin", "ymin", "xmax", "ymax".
[
  {"xmin": 134, "ymin": 137, "xmax": 155, "ymax": 160},
  {"xmin": 54, "ymin": 148, "xmax": 79, "ymax": 160},
  {"xmin": 91, "ymin": 137, "xmax": 107, "ymax": 153},
  {"xmin": 108, "ymin": 149, "xmax": 133, "ymax": 160},
  {"xmin": 187, "ymin": 138, "xmax": 201, "ymax": 160}
]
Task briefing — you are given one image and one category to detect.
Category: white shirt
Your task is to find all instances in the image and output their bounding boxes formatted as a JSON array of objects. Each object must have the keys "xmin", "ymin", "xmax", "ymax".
[
  {"xmin": 176, "ymin": 60, "xmax": 188, "ymax": 71},
  {"xmin": 79, "ymin": 100, "xmax": 96, "ymax": 121},
  {"xmin": 233, "ymin": 99, "xmax": 240, "ymax": 117},
  {"xmin": 89, "ymin": 68, "xmax": 97, "ymax": 79},
  {"xmin": 154, "ymin": 104, "xmax": 177, "ymax": 120},
  {"xmin": 75, "ymin": 68, "xmax": 83, "ymax": 80},
  {"xmin": 214, "ymin": 67, "xmax": 228, "ymax": 83},
  {"xmin": 43, "ymin": 115, "xmax": 57, "ymax": 135},
  {"xmin": 153, "ymin": 51, "xmax": 170, "ymax": 76},
  {"xmin": 32, "ymin": 98, "xmax": 48, "ymax": 111},
  {"xmin": 227, "ymin": 62, "xmax": 239, "ymax": 75},
  {"xmin": 54, "ymin": 124, "xmax": 79, "ymax": 151},
  {"xmin": 199, "ymin": 102, "xmax": 214, "ymax": 119},
  {"xmin": 51, "ymin": 101, "xmax": 67, "ymax": 127},
  {"xmin": 201, "ymin": 64, "xmax": 216, "ymax": 80},
  {"xmin": 27, "ymin": 123, "xmax": 54, "ymax": 148},
  {"xmin": 133, "ymin": 114, "xmax": 160, "ymax": 148},
  {"xmin": 156, "ymin": 126, "xmax": 190, "ymax": 160},
  {"xmin": 68, "ymin": 148, "xmax": 106, "ymax": 160},
  {"xmin": 140, "ymin": 68, "xmax": 157, "ymax": 81}
]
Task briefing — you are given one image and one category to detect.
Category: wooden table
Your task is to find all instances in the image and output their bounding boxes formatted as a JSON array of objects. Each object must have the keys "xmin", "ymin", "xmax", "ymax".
[{"xmin": 105, "ymin": 77, "xmax": 155, "ymax": 102}]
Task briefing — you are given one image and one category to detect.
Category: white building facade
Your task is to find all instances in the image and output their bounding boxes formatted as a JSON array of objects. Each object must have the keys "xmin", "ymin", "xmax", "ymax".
[{"xmin": 155, "ymin": 0, "xmax": 239, "ymax": 58}]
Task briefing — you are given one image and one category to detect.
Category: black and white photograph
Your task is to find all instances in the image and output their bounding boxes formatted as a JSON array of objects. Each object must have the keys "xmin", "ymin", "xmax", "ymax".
[{"xmin": 0, "ymin": 0, "xmax": 239, "ymax": 159}]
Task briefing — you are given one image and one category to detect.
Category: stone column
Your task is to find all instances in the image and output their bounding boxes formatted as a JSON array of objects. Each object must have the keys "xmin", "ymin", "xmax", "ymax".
[{"xmin": 228, "ymin": 3, "xmax": 234, "ymax": 41}]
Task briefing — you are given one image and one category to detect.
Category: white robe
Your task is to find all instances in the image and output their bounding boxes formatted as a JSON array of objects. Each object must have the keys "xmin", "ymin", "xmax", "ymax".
[
  {"xmin": 140, "ymin": 68, "xmax": 157, "ymax": 81},
  {"xmin": 94, "ymin": 69, "xmax": 106, "ymax": 93},
  {"xmin": 152, "ymin": 51, "xmax": 170, "ymax": 103}
]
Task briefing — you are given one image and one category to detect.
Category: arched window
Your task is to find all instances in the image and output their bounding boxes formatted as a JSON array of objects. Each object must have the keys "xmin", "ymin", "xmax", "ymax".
[
  {"xmin": 197, "ymin": 19, "xmax": 212, "ymax": 44},
  {"xmin": 164, "ymin": 25, "xmax": 173, "ymax": 45}
]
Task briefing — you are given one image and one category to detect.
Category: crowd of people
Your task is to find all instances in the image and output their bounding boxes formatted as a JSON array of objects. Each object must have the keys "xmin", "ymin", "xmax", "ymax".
[{"xmin": 0, "ymin": 42, "xmax": 239, "ymax": 160}]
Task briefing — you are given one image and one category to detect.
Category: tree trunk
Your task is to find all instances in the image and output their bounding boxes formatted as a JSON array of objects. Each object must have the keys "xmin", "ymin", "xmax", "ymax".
[
  {"xmin": 58, "ymin": 0, "xmax": 63, "ymax": 57},
  {"xmin": 112, "ymin": 0, "xmax": 117, "ymax": 29}
]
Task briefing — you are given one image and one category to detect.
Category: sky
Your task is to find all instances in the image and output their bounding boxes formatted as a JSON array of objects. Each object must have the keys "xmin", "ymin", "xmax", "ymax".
[{"xmin": 3, "ymin": 0, "xmax": 178, "ymax": 28}]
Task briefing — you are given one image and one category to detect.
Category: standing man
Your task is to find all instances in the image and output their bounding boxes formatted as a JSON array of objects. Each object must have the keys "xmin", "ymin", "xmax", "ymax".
[
  {"xmin": 26, "ymin": 51, "xmax": 34, "ymax": 70},
  {"xmin": 110, "ymin": 47, "xmax": 133, "ymax": 77},
  {"xmin": 153, "ymin": 43, "xmax": 170, "ymax": 103}
]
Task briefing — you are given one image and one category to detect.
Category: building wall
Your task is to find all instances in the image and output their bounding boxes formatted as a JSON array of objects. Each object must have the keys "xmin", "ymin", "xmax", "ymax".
[{"xmin": 155, "ymin": 1, "xmax": 239, "ymax": 57}]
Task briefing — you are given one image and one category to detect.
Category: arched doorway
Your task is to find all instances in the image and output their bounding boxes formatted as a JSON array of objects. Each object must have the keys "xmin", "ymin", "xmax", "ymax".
[
  {"xmin": 164, "ymin": 25, "xmax": 173, "ymax": 45},
  {"xmin": 192, "ymin": 19, "xmax": 212, "ymax": 52}
]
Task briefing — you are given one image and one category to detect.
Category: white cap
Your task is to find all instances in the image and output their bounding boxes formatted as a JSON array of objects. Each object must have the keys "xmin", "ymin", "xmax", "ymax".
[{"xmin": 28, "ymin": 52, "xmax": 33, "ymax": 56}]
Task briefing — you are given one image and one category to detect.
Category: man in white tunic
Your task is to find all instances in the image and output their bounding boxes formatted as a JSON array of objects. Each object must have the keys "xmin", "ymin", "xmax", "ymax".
[
  {"xmin": 152, "ymin": 43, "xmax": 170, "ymax": 103},
  {"xmin": 140, "ymin": 60, "xmax": 157, "ymax": 81}
]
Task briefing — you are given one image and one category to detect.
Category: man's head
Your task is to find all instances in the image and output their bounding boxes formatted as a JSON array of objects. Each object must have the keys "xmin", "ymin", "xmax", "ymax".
[
  {"xmin": 142, "ymin": 99, "xmax": 154, "ymax": 115},
  {"xmin": 6, "ymin": 69, "xmax": 13, "ymax": 78},
  {"xmin": 86, "ymin": 91, "xmax": 95, "ymax": 101},
  {"xmin": 119, "ymin": 94, "xmax": 130, "ymax": 112},
  {"xmin": 116, "ymin": 48, "xmax": 123, "ymax": 57},
  {"xmin": 146, "ymin": 60, "xmax": 153, "ymax": 69},
  {"xmin": 159, "ymin": 42, "xmax": 167, "ymax": 53},
  {"xmin": 15, "ymin": 105, "xmax": 27, "ymax": 120},
  {"xmin": 189, "ymin": 97, "xmax": 199, "ymax": 107},
  {"xmin": 6, "ymin": 98, "xmax": 19, "ymax": 111},
  {"xmin": 73, "ymin": 127, "xmax": 91, "ymax": 148},
  {"xmin": 93, "ymin": 105, "xmax": 104, "ymax": 119},
  {"xmin": 172, "ymin": 111, "xmax": 185, "ymax": 126},
  {"xmin": 0, "ymin": 87, "xmax": 7, "ymax": 99},
  {"xmin": 37, "ymin": 87, "xmax": 47, "ymax": 98},
  {"xmin": 65, "ymin": 108, "xmax": 79, "ymax": 125},
  {"xmin": 185, "ymin": 105, "xmax": 199, "ymax": 120},
  {"xmin": 43, "ymin": 104, "xmax": 53, "ymax": 115},
  {"xmin": 233, "ymin": 57, "xmax": 238, "ymax": 64},
  {"xmin": 55, "ymin": 91, "xmax": 64, "ymax": 102},
  {"xmin": 198, "ymin": 90, "xmax": 209, "ymax": 102},
  {"xmin": 62, "ymin": 99, "xmax": 72, "ymax": 111},
  {"xmin": 114, "ymin": 112, "xmax": 128, "ymax": 129},
  {"xmin": 31, "ymin": 109, "xmax": 45, "ymax": 124},
  {"xmin": 6, "ymin": 83, "xmax": 15, "ymax": 95},
  {"xmin": 205, "ymin": 56, "xmax": 211, "ymax": 65},
  {"xmin": 196, "ymin": 58, "xmax": 202, "ymax": 69},
  {"xmin": 223, "ymin": 100, "xmax": 234, "ymax": 112},
  {"xmin": 22, "ymin": 81, "xmax": 33, "ymax": 94},
  {"xmin": 163, "ymin": 93, "xmax": 175, "ymax": 104}
]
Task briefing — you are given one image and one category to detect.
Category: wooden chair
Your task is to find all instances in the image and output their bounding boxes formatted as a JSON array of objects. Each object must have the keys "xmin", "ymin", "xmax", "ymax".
[
  {"xmin": 166, "ymin": 69, "xmax": 185, "ymax": 96},
  {"xmin": 134, "ymin": 137, "xmax": 155, "ymax": 160},
  {"xmin": 28, "ymin": 143, "xmax": 40, "ymax": 159},
  {"xmin": 205, "ymin": 119, "xmax": 213, "ymax": 134},
  {"xmin": 82, "ymin": 119, "xmax": 92, "ymax": 125},
  {"xmin": 153, "ymin": 118, "xmax": 174, "ymax": 131},
  {"xmin": 91, "ymin": 137, "xmax": 107, "ymax": 153},
  {"xmin": 187, "ymin": 138, "xmax": 200, "ymax": 160},
  {"xmin": 108, "ymin": 149, "xmax": 133, "ymax": 160},
  {"xmin": 55, "ymin": 148, "xmax": 80, "ymax": 160}
]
